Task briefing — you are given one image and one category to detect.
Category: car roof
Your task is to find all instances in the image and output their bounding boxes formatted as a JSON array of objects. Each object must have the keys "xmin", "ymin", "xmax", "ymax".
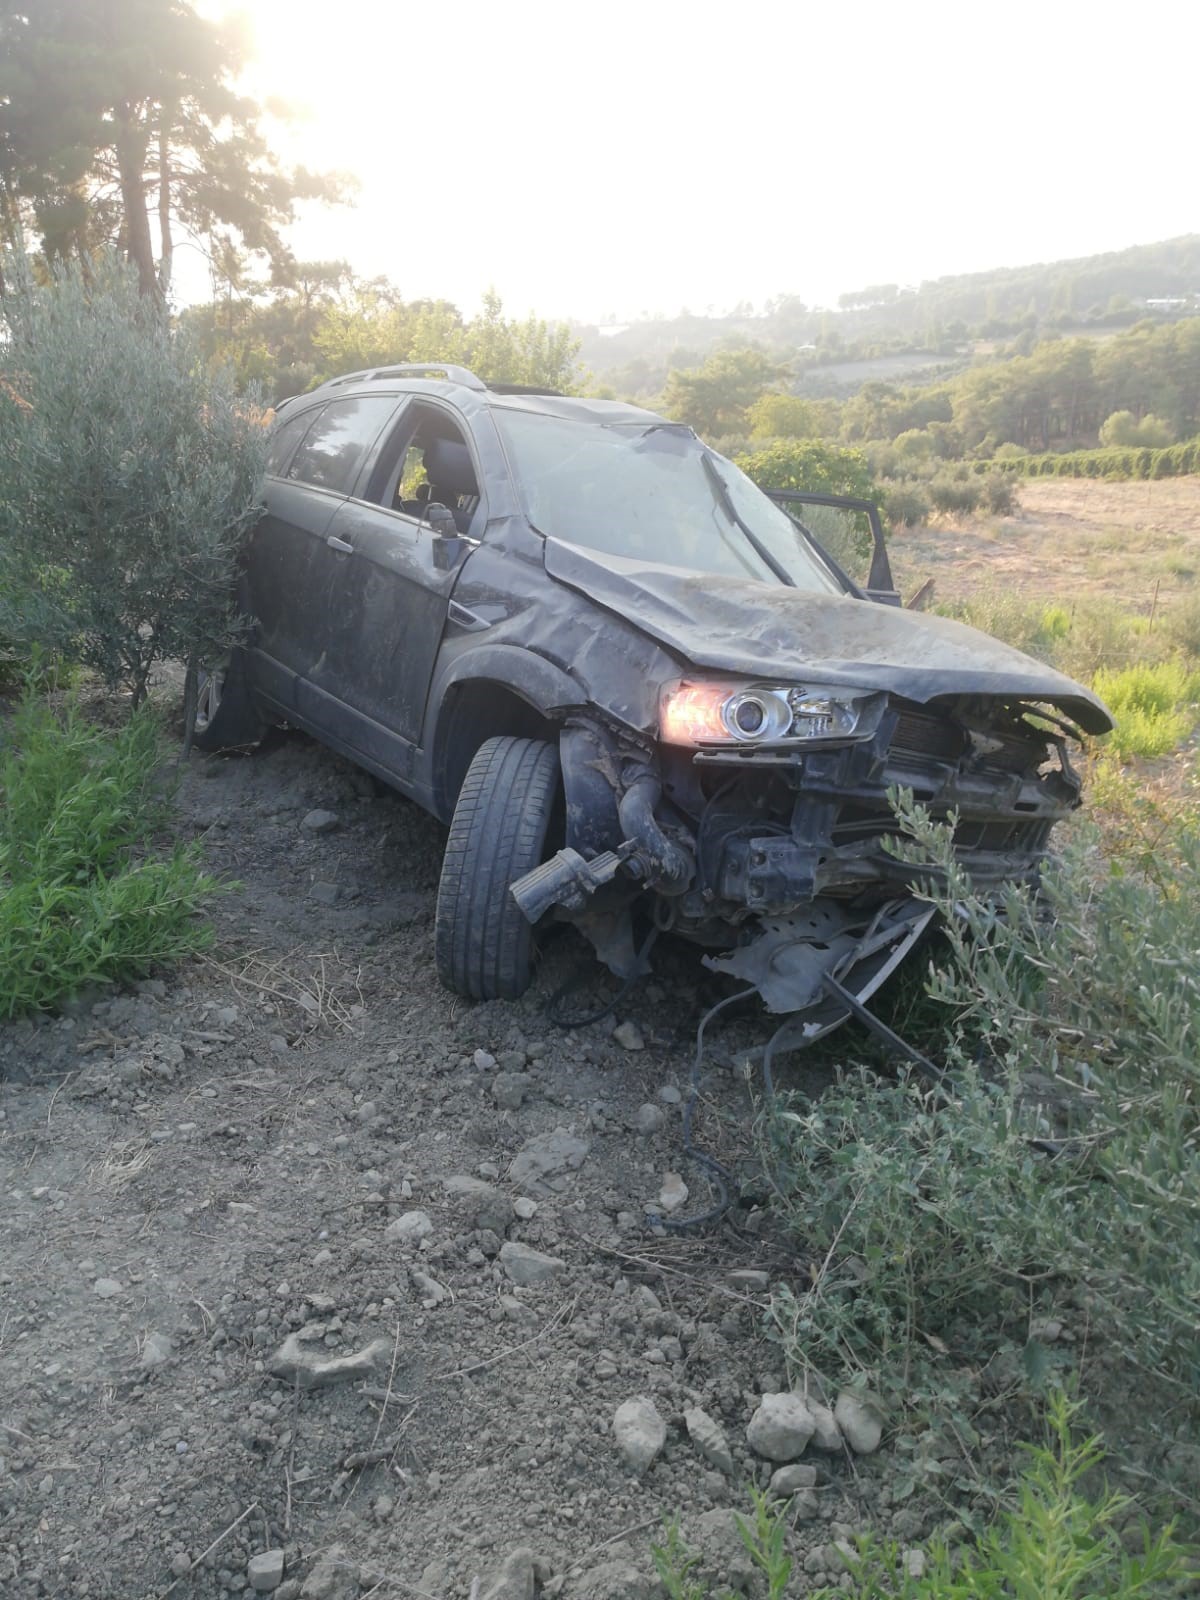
[{"xmin": 275, "ymin": 365, "xmax": 672, "ymax": 429}]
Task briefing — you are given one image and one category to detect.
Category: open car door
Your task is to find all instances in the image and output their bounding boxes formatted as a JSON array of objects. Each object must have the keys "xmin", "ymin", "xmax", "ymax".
[{"xmin": 762, "ymin": 489, "xmax": 900, "ymax": 606}]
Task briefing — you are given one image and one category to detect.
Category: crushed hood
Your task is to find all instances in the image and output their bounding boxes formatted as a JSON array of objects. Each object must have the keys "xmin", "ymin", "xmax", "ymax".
[{"xmin": 544, "ymin": 540, "xmax": 1113, "ymax": 734}]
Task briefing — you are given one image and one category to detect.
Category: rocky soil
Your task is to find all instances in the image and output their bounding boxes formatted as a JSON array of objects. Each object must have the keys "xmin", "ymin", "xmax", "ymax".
[{"xmin": 0, "ymin": 728, "xmax": 909, "ymax": 1599}]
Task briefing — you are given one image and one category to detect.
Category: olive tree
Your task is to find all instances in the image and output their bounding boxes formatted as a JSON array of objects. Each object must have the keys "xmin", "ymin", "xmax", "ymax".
[{"xmin": 0, "ymin": 252, "xmax": 267, "ymax": 716}]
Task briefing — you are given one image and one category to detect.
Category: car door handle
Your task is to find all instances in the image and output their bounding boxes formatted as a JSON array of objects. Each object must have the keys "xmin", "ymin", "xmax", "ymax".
[{"xmin": 326, "ymin": 535, "xmax": 354, "ymax": 553}]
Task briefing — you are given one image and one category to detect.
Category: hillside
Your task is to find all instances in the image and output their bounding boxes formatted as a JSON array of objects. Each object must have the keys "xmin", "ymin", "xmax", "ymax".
[{"xmin": 578, "ymin": 235, "xmax": 1200, "ymax": 398}]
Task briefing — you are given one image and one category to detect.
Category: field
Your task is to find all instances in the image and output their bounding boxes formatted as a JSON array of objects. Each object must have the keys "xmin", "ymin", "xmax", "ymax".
[{"xmin": 890, "ymin": 474, "xmax": 1200, "ymax": 611}]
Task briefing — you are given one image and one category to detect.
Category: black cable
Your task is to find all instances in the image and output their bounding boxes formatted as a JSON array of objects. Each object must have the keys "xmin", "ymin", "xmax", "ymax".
[
  {"xmin": 545, "ymin": 925, "xmax": 660, "ymax": 1029},
  {"xmin": 648, "ymin": 986, "xmax": 757, "ymax": 1235}
]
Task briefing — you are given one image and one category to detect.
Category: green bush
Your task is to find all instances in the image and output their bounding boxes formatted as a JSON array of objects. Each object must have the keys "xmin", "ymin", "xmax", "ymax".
[
  {"xmin": 652, "ymin": 1397, "xmax": 1193, "ymax": 1598},
  {"xmin": 1094, "ymin": 660, "xmax": 1199, "ymax": 759},
  {"xmin": 764, "ymin": 792, "xmax": 1200, "ymax": 1487},
  {"xmin": 0, "ymin": 690, "xmax": 221, "ymax": 1015},
  {"xmin": 0, "ymin": 251, "xmax": 267, "ymax": 710},
  {"xmin": 737, "ymin": 438, "xmax": 878, "ymax": 502},
  {"xmin": 927, "ymin": 472, "xmax": 981, "ymax": 516},
  {"xmin": 813, "ymin": 1395, "xmax": 1192, "ymax": 1599},
  {"xmin": 996, "ymin": 437, "xmax": 1200, "ymax": 482},
  {"xmin": 881, "ymin": 481, "xmax": 932, "ymax": 529}
]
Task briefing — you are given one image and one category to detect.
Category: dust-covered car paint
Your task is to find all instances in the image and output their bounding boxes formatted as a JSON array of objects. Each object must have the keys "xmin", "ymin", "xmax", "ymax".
[{"xmin": 228, "ymin": 363, "xmax": 1112, "ymax": 1015}]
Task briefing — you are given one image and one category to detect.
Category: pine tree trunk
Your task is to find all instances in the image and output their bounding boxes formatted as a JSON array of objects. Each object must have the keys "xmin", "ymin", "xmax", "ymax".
[
  {"xmin": 157, "ymin": 102, "xmax": 174, "ymax": 297},
  {"xmin": 114, "ymin": 106, "xmax": 158, "ymax": 299}
]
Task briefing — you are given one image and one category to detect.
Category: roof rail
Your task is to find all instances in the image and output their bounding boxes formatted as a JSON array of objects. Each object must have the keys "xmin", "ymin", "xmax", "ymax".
[{"xmin": 324, "ymin": 363, "xmax": 487, "ymax": 392}]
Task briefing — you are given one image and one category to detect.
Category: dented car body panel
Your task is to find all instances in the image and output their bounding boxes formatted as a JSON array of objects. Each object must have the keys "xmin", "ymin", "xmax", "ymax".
[{"xmin": 246, "ymin": 366, "xmax": 1113, "ymax": 1014}]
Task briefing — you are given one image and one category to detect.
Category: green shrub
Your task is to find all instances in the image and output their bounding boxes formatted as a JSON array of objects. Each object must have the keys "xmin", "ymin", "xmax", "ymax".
[
  {"xmin": 0, "ymin": 690, "xmax": 221, "ymax": 1015},
  {"xmin": 996, "ymin": 438, "xmax": 1200, "ymax": 482},
  {"xmin": 882, "ymin": 481, "xmax": 932, "ymax": 528},
  {"xmin": 928, "ymin": 473, "xmax": 980, "ymax": 516},
  {"xmin": 1094, "ymin": 660, "xmax": 1199, "ymax": 759},
  {"xmin": 764, "ymin": 792, "xmax": 1200, "ymax": 1489},
  {"xmin": 813, "ymin": 1395, "xmax": 1191, "ymax": 1599},
  {"xmin": 737, "ymin": 438, "xmax": 878, "ymax": 502},
  {"xmin": 0, "ymin": 251, "xmax": 267, "ymax": 710},
  {"xmin": 652, "ymin": 1398, "xmax": 1193, "ymax": 1598}
]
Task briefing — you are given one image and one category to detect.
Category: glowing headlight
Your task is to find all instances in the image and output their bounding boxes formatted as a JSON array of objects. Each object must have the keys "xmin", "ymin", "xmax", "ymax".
[{"xmin": 660, "ymin": 681, "xmax": 871, "ymax": 746}]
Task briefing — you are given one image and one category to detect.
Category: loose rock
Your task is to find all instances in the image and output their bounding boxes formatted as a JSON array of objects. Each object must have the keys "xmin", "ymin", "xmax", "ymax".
[
  {"xmin": 807, "ymin": 1399, "xmax": 843, "ymax": 1451},
  {"xmin": 684, "ymin": 1406, "xmax": 734, "ymax": 1474},
  {"xmin": 384, "ymin": 1209, "xmax": 433, "ymax": 1245},
  {"xmin": 613, "ymin": 1396, "xmax": 666, "ymax": 1471},
  {"xmin": 834, "ymin": 1390, "xmax": 883, "ymax": 1454},
  {"xmin": 443, "ymin": 1175, "xmax": 512, "ymax": 1234},
  {"xmin": 492, "ymin": 1072, "xmax": 532, "ymax": 1110},
  {"xmin": 769, "ymin": 1462, "xmax": 818, "ymax": 1496},
  {"xmin": 299, "ymin": 1544, "xmax": 356, "ymax": 1598},
  {"xmin": 93, "ymin": 1277, "xmax": 122, "ymax": 1299},
  {"xmin": 508, "ymin": 1129, "xmax": 590, "ymax": 1187},
  {"xmin": 612, "ymin": 1020, "xmax": 644, "ymax": 1051},
  {"xmin": 140, "ymin": 1331, "xmax": 174, "ymax": 1369},
  {"xmin": 658, "ymin": 1173, "xmax": 689, "ymax": 1213},
  {"xmin": 634, "ymin": 1104, "xmax": 665, "ymax": 1136},
  {"xmin": 481, "ymin": 1545, "xmax": 536, "ymax": 1600},
  {"xmin": 300, "ymin": 809, "xmax": 339, "ymax": 834},
  {"xmin": 747, "ymin": 1392, "xmax": 816, "ymax": 1461},
  {"xmin": 499, "ymin": 1241, "xmax": 566, "ymax": 1286},
  {"xmin": 268, "ymin": 1332, "xmax": 391, "ymax": 1390},
  {"xmin": 248, "ymin": 1549, "xmax": 286, "ymax": 1592}
]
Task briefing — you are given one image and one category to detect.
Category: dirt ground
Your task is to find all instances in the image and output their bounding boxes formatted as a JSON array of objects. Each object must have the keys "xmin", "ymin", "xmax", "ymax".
[
  {"xmin": 889, "ymin": 473, "xmax": 1200, "ymax": 610},
  {"xmin": 0, "ymin": 726, "xmax": 918, "ymax": 1600}
]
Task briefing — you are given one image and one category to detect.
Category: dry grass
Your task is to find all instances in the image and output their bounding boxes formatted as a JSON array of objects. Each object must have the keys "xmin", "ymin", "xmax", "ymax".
[{"xmin": 890, "ymin": 474, "xmax": 1200, "ymax": 613}]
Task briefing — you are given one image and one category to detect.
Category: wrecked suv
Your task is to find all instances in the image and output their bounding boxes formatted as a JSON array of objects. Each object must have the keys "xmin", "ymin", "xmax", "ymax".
[{"xmin": 193, "ymin": 363, "xmax": 1112, "ymax": 1020}]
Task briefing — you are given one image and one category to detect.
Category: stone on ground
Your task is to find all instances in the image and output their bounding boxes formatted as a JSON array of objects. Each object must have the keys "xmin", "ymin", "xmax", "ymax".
[
  {"xmin": 481, "ymin": 1545, "xmax": 536, "ymax": 1600},
  {"xmin": 268, "ymin": 1332, "xmax": 391, "ymax": 1390},
  {"xmin": 834, "ymin": 1390, "xmax": 884, "ymax": 1454},
  {"xmin": 247, "ymin": 1549, "xmax": 286, "ymax": 1591},
  {"xmin": 384, "ymin": 1209, "xmax": 433, "ymax": 1245},
  {"xmin": 499, "ymin": 1240, "xmax": 566, "ymax": 1286},
  {"xmin": 769, "ymin": 1461, "xmax": 818, "ymax": 1495},
  {"xmin": 684, "ymin": 1406, "xmax": 734, "ymax": 1474},
  {"xmin": 613, "ymin": 1396, "xmax": 666, "ymax": 1471},
  {"xmin": 747, "ymin": 1392, "xmax": 815, "ymax": 1461}
]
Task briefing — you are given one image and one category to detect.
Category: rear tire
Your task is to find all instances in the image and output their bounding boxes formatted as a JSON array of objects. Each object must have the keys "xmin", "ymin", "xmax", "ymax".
[
  {"xmin": 435, "ymin": 735, "xmax": 561, "ymax": 1000},
  {"xmin": 191, "ymin": 648, "xmax": 266, "ymax": 753}
]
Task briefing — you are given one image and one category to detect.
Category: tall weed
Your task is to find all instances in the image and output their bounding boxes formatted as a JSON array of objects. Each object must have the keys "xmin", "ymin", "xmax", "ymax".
[{"xmin": 0, "ymin": 691, "xmax": 220, "ymax": 1015}]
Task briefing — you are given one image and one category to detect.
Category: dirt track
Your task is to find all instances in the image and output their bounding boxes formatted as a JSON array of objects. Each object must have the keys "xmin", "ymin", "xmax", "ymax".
[{"xmin": 0, "ymin": 727, "xmax": 913, "ymax": 1599}]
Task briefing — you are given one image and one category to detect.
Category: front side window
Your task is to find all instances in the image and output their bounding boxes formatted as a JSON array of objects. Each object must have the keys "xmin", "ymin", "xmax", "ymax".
[
  {"xmin": 493, "ymin": 411, "xmax": 842, "ymax": 593},
  {"xmin": 287, "ymin": 396, "xmax": 399, "ymax": 495}
]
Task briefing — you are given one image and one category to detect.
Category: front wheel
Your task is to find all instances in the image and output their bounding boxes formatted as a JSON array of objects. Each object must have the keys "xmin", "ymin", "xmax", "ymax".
[
  {"xmin": 190, "ymin": 649, "xmax": 266, "ymax": 753},
  {"xmin": 435, "ymin": 735, "xmax": 561, "ymax": 1001}
]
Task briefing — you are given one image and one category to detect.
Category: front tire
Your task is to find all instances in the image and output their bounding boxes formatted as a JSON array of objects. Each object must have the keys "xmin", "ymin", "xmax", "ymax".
[
  {"xmin": 435, "ymin": 735, "xmax": 561, "ymax": 1001},
  {"xmin": 191, "ymin": 649, "xmax": 266, "ymax": 753}
]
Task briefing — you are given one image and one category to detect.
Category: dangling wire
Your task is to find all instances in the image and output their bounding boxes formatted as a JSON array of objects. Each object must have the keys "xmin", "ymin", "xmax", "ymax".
[
  {"xmin": 647, "ymin": 985, "xmax": 758, "ymax": 1234},
  {"xmin": 545, "ymin": 925, "xmax": 660, "ymax": 1029}
]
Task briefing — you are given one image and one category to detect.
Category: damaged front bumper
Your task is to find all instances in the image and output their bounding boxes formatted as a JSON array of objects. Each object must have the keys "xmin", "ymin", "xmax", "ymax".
[{"xmin": 510, "ymin": 694, "xmax": 1085, "ymax": 1017}]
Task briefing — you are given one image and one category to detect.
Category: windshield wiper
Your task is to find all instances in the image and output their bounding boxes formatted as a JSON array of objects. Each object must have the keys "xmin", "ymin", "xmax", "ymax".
[{"xmin": 701, "ymin": 452, "xmax": 795, "ymax": 587}]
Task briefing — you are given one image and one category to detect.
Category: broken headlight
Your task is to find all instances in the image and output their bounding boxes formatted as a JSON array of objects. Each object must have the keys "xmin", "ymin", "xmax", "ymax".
[{"xmin": 660, "ymin": 680, "xmax": 879, "ymax": 746}]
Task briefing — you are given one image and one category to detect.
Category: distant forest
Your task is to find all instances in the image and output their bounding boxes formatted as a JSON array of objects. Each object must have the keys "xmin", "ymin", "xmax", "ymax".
[{"xmin": 578, "ymin": 235, "xmax": 1200, "ymax": 404}]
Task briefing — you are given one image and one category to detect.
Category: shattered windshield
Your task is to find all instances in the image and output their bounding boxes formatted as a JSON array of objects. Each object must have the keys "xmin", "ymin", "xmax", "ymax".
[{"xmin": 493, "ymin": 411, "xmax": 843, "ymax": 593}]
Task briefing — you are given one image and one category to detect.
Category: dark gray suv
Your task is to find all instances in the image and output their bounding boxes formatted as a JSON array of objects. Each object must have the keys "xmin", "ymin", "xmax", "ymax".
[{"xmin": 192, "ymin": 363, "xmax": 1111, "ymax": 1021}]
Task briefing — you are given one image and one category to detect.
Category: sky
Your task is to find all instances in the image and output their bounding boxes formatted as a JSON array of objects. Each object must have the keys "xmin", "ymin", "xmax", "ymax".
[{"xmin": 196, "ymin": 0, "xmax": 1199, "ymax": 323}]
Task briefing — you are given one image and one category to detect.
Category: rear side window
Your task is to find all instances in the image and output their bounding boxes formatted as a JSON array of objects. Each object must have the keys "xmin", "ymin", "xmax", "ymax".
[
  {"xmin": 287, "ymin": 396, "xmax": 398, "ymax": 495},
  {"xmin": 266, "ymin": 406, "xmax": 322, "ymax": 476}
]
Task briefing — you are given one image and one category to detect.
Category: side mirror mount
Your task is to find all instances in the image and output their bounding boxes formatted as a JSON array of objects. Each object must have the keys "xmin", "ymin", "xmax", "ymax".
[{"xmin": 424, "ymin": 502, "xmax": 458, "ymax": 537}]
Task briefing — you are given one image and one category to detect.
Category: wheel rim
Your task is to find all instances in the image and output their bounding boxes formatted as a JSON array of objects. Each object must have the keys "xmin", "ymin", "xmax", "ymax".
[{"xmin": 193, "ymin": 666, "xmax": 225, "ymax": 735}]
